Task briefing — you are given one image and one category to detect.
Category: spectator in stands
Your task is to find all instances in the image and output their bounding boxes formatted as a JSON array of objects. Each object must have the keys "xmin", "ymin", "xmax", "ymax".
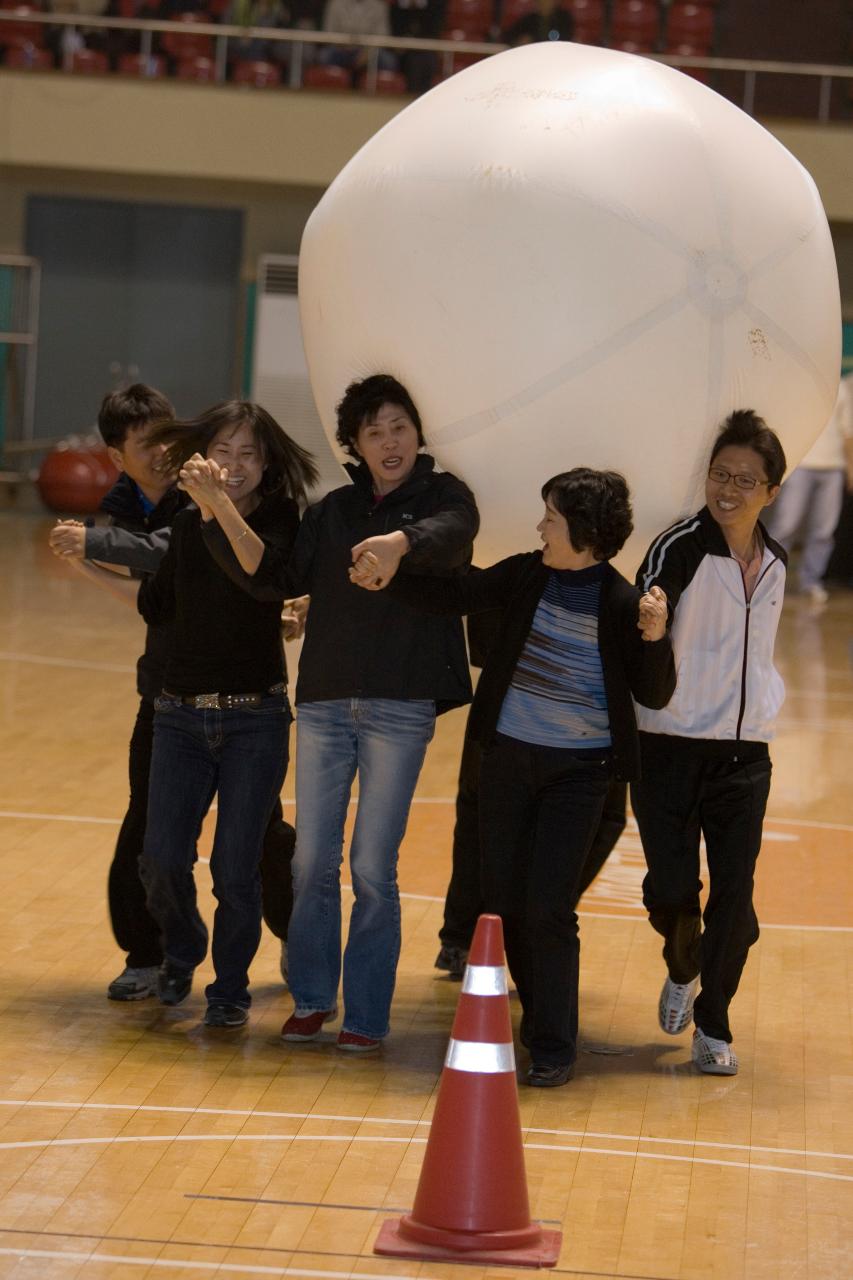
[
  {"xmin": 503, "ymin": 2, "xmax": 574, "ymax": 47},
  {"xmin": 390, "ymin": 0, "xmax": 445, "ymax": 94},
  {"xmin": 49, "ymin": 0, "xmax": 110, "ymax": 60},
  {"xmin": 319, "ymin": 0, "xmax": 397, "ymax": 81},
  {"xmin": 762, "ymin": 374, "xmax": 853, "ymax": 605},
  {"xmin": 225, "ymin": 0, "xmax": 290, "ymax": 65}
]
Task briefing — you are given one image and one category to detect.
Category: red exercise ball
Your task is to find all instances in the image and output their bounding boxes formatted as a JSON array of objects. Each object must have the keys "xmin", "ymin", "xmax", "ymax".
[{"xmin": 37, "ymin": 443, "xmax": 120, "ymax": 515}]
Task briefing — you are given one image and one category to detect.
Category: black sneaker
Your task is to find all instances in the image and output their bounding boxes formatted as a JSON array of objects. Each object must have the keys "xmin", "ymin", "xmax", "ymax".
[
  {"xmin": 434, "ymin": 945, "xmax": 468, "ymax": 980},
  {"xmin": 157, "ymin": 962, "xmax": 194, "ymax": 1006},
  {"xmin": 527, "ymin": 1062, "xmax": 575, "ymax": 1088},
  {"xmin": 204, "ymin": 1002, "xmax": 249, "ymax": 1029},
  {"xmin": 107, "ymin": 965, "xmax": 159, "ymax": 1001}
]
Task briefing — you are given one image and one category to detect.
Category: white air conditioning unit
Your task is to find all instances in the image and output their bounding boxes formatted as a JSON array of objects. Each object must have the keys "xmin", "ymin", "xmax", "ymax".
[{"xmin": 251, "ymin": 254, "xmax": 347, "ymax": 497}]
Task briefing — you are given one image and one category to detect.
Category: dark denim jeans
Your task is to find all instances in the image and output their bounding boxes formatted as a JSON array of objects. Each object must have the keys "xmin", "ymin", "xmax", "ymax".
[{"xmin": 141, "ymin": 692, "xmax": 291, "ymax": 1008}]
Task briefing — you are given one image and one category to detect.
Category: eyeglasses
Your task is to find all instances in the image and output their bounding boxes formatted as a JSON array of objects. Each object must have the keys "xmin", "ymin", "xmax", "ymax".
[{"xmin": 707, "ymin": 466, "xmax": 769, "ymax": 492}]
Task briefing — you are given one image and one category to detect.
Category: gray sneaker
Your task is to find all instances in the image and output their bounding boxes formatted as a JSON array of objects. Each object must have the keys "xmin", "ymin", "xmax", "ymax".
[{"xmin": 107, "ymin": 965, "xmax": 159, "ymax": 1001}]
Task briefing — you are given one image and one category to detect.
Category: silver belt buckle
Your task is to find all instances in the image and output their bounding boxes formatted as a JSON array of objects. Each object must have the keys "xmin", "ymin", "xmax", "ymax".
[{"xmin": 195, "ymin": 693, "xmax": 220, "ymax": 709}]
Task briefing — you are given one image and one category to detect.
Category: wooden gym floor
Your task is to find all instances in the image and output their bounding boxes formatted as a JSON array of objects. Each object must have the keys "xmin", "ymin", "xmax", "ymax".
[{"xmin": 0, "ymin": 509, "xmax": 851, "ymax": 1279}]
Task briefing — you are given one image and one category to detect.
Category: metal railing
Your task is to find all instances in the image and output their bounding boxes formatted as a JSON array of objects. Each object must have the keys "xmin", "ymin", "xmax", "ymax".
[{"xmin": 0, "ymin": 9, "xmax": 852, "ymax": 118}]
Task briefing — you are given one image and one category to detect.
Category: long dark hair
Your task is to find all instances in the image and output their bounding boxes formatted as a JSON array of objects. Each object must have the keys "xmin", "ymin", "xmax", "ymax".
[{"xmin": 151, "ymin": 400, "xmax": 318, "ymax": 504}]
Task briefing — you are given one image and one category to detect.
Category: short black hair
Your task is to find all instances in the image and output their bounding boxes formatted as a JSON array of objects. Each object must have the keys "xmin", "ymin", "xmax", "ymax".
[
  {"xmin": 710, "ymin": 409, "xmax": 786, "ymax": 486},
  {"xmin": 150, "ymin": 400, "xmax": 318, "ymax": 505},
  {"xmin": 335, "ymin": 374, "xmax": 425, "ymax": 459},
  {"xmin": 541, "ymin": 468, "xmax": 633, "ymax": 561},
  {"xmin": 98, "ymin": 383, "xmax": 175, "ymax": 449}
]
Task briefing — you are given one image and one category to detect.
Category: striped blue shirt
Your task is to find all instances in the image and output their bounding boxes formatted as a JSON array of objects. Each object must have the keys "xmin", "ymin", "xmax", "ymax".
[{"xmin": 496, "ymin": 563, "xmax": 611, "ymax": 749}]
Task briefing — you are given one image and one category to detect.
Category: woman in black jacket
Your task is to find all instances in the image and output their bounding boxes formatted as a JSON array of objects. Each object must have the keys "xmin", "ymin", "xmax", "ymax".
[
  {"xmin": 355, "ymin": 468, "xmax": 674, "ymax": 1085},
  {"xmin": 201, "ymin": 375, "xmax": 479, "ymax": 1051}
]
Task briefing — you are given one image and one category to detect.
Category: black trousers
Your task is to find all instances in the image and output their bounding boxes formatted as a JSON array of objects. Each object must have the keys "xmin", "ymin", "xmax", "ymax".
[
  {"xmin": 439, "ymin": 735, "xmax": 627, "ymax": 950},
  {"xmin": 631, "ymin": 733, "xmax": 771, "ymax": 1043},
  {"xmin": 108, "ymin": 698, "xmax": 295, "ymax": 968},
  {"xmin": 479, "ymin": 733, "xmax": 613, "ymax": 1067}
]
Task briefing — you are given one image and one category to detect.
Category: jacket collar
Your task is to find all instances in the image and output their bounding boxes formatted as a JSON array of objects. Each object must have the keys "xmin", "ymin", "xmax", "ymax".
[
  {"xmin": 697, "ymin": 505, "xmax": 787, "ymax": 565},
  {"xmin": 100, "ymin": 473, "xmax": 185, "ymax": 524},
  {"xmin": 344, "ymin": 452, "xmax": 437, "ymax": 502}
]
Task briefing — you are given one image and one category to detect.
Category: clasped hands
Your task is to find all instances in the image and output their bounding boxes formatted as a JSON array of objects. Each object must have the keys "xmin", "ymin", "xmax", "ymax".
[
  {"xmin": 348, "ymin": 531, "xmax": 409, "ymax": 591},
  {"xmin": 637, "ymin": 585, "xmax": 668, "ymax": 641}
]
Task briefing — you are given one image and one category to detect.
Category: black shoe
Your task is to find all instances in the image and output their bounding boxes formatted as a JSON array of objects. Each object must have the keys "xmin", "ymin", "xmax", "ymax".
[
  {"xmin": 204, "ymin": 1002, "xmax": 249, "ymax": 1028},
  {"xmin": 434, "ymin": 945, "xmax": 468, "ymax": 980},
  {"xmin": 527, "ymin": 1062, "xmax": 575, "ymax": 1088},
  {"xmin": 157, "ymin": 962, "xmax": 194, "ymax": 1006}
]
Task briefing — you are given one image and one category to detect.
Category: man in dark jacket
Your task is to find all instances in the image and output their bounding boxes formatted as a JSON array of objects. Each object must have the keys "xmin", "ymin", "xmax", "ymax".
[{"xmin": 49, "ymin": 385, "xmax": 296, "ymax": 1001}]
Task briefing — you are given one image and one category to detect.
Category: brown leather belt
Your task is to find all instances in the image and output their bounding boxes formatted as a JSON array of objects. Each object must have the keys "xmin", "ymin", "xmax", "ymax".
[{"xmin": 163, "ymin": 683, "xmax": 285, "ymax": 711}]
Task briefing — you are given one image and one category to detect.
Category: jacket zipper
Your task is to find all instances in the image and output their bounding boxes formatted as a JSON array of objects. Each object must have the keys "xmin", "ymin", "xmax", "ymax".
[{"xmin": 734, "ymin": 555, "xmax": 777, "ymax": 740}]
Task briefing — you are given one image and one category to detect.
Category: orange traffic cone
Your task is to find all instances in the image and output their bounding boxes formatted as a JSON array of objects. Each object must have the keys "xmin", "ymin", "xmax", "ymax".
[{"xmin": 374, "ymin": 913, "xmax": 562, "ymax": 1267}]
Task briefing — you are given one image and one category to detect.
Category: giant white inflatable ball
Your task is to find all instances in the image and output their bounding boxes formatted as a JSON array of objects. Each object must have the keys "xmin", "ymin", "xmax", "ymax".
[{"xmin": 299, "ymin": 42, "xmax": 840, "ymax": 569}]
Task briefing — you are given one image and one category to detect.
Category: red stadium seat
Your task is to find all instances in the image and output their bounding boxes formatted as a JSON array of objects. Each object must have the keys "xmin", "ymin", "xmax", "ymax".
[
  {"xmin": 160, "ymin": 13, "xmax": 214, "ymax": 61},
  {"xmin": 176, "ymin": 54, "xmax": 217, "ymax": 80},
  {"xmin": 610, "ymin": 0, "xmax": 661, "ymax": 46},
  {"xmin": 303, "ymin": 62, "xmax": 350, "ymax": 89},
  {"xmin": 0, "ymin": 5, "xmax": 44, "ymax": 51},
  {"xmin": 4, "ymin": 42, "xmax": 51, "ymax": 67},
  {"xmin": 116, "ymin": 51, "xmax": 166, "ymax": 76},
  {"xmin": 666, "ymin": 3, "xmax": 714, "ymax": 52},
  {"xmin": 500, "ymin": 0, "xmax": 538, "ymax": 30},
  {"xmin": 566, "ymin": 0, "xmax": 604, "ymax": 44},
  {"xmin": 356, "ymin": 67, "xmax": 408, "ymax": 93},
  {"xmin": 611, "ymin": 37, "xmax": 654, "ymax": 55},
  {"xmin": 232, "ymin": 57, "xmax": 281, "ymax": 85},
  {"xmin": 69, "ymin": 47, "xmax": 109, "ymax": 73},
  {"xmin": 442, "ymin": 0, "xmax": 492, "ymax": 41},
  {"xmin": 666, "ymin": 41, "xmax": 710, "ymax": 82}
]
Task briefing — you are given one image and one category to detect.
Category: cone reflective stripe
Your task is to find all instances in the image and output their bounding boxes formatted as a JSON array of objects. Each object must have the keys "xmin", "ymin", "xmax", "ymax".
[
  {"xmin": 374, "ymin": 914, "xmax": 562, "ymax": 1267},
  {"xmin": 444, "ymin": 1038, "xmax": 515, "ymax": 1072}
]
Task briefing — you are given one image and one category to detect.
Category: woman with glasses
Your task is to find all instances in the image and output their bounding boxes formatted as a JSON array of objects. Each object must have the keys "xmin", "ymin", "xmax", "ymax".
[{"xmin": 631, "ymin": 409, "xmax": 787, "ymax": 1076}]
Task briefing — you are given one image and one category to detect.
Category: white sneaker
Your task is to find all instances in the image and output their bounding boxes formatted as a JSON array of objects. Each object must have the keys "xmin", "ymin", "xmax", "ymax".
[
  {"xmin": 806, "ymin": 584, "xmax": 829, "ymax": 606},
  {"xmin": 692, "ymin": 1027, "xmax": 738, "ymax": 1075},
  {"xmin": 658, "ymin": 975, "xmax": 699, "ymax": 1035},
  {"xmin": 279, "ymin": 941, "xmax": 288, "ymax": 985}
]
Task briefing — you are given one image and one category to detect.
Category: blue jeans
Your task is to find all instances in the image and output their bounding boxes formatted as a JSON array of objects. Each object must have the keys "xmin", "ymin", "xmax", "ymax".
[
  {"xmin": 289, "ymin": 698, "xmax": 436, "ymax": 1039},
  {"xmin": 141, "ymin": 692, "xmax": 291, "ymax": 1008}
]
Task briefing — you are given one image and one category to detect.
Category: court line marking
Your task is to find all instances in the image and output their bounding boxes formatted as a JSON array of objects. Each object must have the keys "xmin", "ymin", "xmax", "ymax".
[
  {"xmin": 0, "ymin": 1241, "xmax": 661, "ymax": 1280},
  {"xmin": 0, "ymin": 1100, "xmax": 849, "ymax": 1165},
  {"xmin": 0, "ymin": 651, "xmax": 136, "ymax": 674},
  {"xmin": 0, "ymin": 1249, "xmax": 434, "ymax": 1278},
  {"xmin": 4, "ymin": 805, "xmax": 853, "ymax": 831},
  {"xmin": 0, "ymin": 815, "xmax": 848, "ymax": 929},
  {"xmin": 0, "ymin": 1130, "xmax": 848, "ymax": 1182}
]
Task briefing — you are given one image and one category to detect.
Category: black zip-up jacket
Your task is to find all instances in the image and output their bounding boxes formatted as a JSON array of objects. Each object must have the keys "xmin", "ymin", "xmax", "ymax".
[
  {"xmin": 87, "ymin": 475, "xmax": 187, "ymax": 701},
  {"xmin": 388, "ymin": 551, "xmax": 676, "ymax": 780},
  {"xmin": 202, "ymin": 454, "xmax": 478, "ymax": 713}
]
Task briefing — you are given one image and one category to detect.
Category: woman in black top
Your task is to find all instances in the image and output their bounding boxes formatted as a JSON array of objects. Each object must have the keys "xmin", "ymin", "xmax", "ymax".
[
  {"xmin": 203, "ymin": 375, "xmax": 478, "ymax": 1050},
  {"xmin": 355, "ymin": 469, "xmax": 674, "ymax": 1084},
  {"xmin": 138, "ymin": 401, "xmax": 316, "ymax": 1029}
]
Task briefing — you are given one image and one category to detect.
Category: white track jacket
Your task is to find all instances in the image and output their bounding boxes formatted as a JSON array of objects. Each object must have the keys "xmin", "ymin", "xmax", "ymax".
[{"xmin": 635, "ymin": 507, "xmax": 787, "ymax": 742}]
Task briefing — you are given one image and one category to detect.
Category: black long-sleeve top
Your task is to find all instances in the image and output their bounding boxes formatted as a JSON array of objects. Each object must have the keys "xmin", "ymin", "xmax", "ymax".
[
  {"xmin": 88, "ymin": 475, "xmax": 187, "ymax": 701},
  {"xmin": 138, "ymin": 488, "xmax": 298, "ymax": 696},
  {"xmin": 202, "ymin": 454, "xmax": 478, "ymax": 712},
  {"xmin": 388, "ymin": 551, "xmax": 676, "ymax": 780}
]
